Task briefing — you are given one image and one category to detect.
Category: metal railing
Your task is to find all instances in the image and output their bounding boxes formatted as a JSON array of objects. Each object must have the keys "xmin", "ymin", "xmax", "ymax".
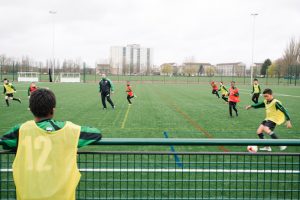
[{"xmin": 1, "ymin": 139, "xmax": 300, "ymax": 200}]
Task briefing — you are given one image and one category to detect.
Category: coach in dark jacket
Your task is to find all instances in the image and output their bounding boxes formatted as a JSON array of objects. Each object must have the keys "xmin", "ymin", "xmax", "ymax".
[{"xmin": 99, "ymin": 74, "xmax": 115, "ymax": 109}]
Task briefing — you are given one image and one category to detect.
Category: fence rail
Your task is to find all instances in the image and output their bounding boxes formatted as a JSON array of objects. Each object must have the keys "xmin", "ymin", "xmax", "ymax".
[{"xmin": 1, "ymin": 139, "xmax": 300, "ymax": 199}]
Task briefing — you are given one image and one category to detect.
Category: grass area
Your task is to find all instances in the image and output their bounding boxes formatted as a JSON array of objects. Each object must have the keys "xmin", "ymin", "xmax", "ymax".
[
  {"xmin": 0, "ymin": 81, "xmax": 299, "ymax": 199},
  {"xmin": 0, "ymin": 81, "xmax": 299, "ymax": 152}
]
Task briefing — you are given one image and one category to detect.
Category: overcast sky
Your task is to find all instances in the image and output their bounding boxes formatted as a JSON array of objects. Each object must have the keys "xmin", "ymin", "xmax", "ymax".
[{"xmin": 0, "ymin": 0, "xmax": 300, "ymax": 67}]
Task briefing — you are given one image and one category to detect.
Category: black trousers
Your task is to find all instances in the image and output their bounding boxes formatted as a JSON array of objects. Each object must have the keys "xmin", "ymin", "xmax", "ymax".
[
  {"xmin": 101, "ymin": 93, "xmax": 114, "ymax": 108},
  {"xmin": 229, "ymin": 101, "xmax": 238, "ymax": 117},
  {"xmin": 252, "ymin": 93, "xmax": 260, "ymax": 104},
  {"xmin": 127, "ymin": 95, "xmax": 134, "ymax": 104},
  {"xmin": 212, "ymin": 90, "xmax": 220, "ymax": 98},
  {"xmin": 221, "ymin": 94, "xmax": 228, "ymax": 102}
]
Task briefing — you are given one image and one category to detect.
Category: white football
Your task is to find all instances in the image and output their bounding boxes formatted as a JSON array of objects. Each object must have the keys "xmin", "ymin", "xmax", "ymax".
[{"xmin": 247, "ymin": 145, "xmax": 258, "ymax": 153}]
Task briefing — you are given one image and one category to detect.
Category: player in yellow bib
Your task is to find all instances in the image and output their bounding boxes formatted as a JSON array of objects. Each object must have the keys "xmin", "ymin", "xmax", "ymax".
[
  {"xmin": 251, "ymin": 78, "xmax": 261, "ymax": 103},
  {"xmin": 246, "ymin": 88, "xmax": 292, "ymax": 152},
  {"xmin": 218, "ymin": 81, "xmax": 228, "ymax": 102},
  {"xmin": 1, "ymin": 89, "xmax": 102, "ymax": 200},
  {"xmin": 3, "ymin": 78, "xmax": 21, "ymax": 106}
]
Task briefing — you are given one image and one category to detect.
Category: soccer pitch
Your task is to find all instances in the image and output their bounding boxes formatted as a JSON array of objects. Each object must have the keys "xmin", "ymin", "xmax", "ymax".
[
  {"xmin": 1, "ymin": 81, "xmax": 300, "ymax": 199},
  {"xmin": 1, "ymin": 81, "xmax": 299, "ymax": 152}
]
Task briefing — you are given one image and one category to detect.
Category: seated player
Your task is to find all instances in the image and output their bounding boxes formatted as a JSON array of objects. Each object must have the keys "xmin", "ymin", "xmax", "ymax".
[
  {"xmin": 218, "ymin": 81, "xmax": 228, "ymax": 102},
  {"xmin": 0, "ymin": 88, "xmax": 102, "ymax": 200},
  {"xmin": 3, "ymin": 78, "xmax": 21, "ymax": 106},
  {"xmin": 246, "ymin": 88, "xmax": 292, "ymax": 151},
  {"xmin": 210, "ymin": 81, "xmax": 220, "ymax": 98}
]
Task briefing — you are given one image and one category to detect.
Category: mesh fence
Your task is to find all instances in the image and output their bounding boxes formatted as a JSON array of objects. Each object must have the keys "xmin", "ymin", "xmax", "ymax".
[{"xmin": 1, "ymin": 151, "xmax": 299, "ymax": 200}]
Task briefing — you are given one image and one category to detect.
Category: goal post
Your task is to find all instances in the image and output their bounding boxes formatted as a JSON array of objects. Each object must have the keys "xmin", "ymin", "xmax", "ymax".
[
  {"xmin": 60, "ymin": 73, "xmax": 81, "ymax": 83},
  {"xmin": 17, "ymin": 72, "xmax": 39, "ymax": 82}
]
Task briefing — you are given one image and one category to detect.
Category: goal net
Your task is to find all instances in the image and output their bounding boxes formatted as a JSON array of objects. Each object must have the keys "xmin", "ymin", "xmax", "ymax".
[
  {"xmin": 60, "ymin": 73, "xmax": 81, "ymax": 83},
  {"xmin": 17, "ymin": 72, "xmax": 39, "ymax": 82}
]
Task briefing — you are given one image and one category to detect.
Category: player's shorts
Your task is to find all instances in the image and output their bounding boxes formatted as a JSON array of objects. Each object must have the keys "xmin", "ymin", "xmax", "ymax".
[
  {"xmin": 6, "ymin": 93, "xmax": 14, "ymax": 98},
  {"xmin": 261, "ymin": 120, "xmax": 276, "ymax": 131}
]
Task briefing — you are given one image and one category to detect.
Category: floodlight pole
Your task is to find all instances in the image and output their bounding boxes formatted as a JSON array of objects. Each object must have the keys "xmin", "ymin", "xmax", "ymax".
[
  {"xmin": 49, "ymin": 10, "xmax": 57, "ymax": 82},
  {"xmin": 250, "ymin": 13, "xmax": 258, "ymax": 84}
]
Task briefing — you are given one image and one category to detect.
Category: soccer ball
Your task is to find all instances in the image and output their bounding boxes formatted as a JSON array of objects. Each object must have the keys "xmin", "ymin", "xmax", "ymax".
[{"xmin": 247, "ymin": 145, "xmax": 258, "ymax": 153}]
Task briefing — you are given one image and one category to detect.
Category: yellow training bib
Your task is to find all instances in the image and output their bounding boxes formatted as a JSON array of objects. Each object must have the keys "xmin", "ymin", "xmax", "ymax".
[
  {"xmin": 13, "ymin": 120, "xmax": 81, "ymax": 200},
  {"xmin": 4, "ymin": 83, "xmax": 15, "ymax": 94},
  {"xmin": 253, "ymin": 84, "xmax": 260, "ymax": 94},
  {"xmin": 220, "ymin": 86, "xmax": 228, "ymax": 95},
  {"xmin": 264, "ymin": 99, "xmax": 285, "ymax": 125}
]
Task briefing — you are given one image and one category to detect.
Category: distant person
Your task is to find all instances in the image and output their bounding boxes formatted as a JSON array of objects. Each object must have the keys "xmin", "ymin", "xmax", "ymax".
[
  {"xmin": 27, "ymin": 82, "xmax": 39, "ymax": 110},
  {"xmin": 246, "ymin": 88, "xmax": 291, "ymax": 151},
  {"xmin": 228, "ymin": 81, "xmax": 240, "ymax": 117},
  {"xmin": 251, "ymin": 78, "xmax": 261, "ymax": 104},
  {"xmin": 99, "ymin": 73, "xmax": 115, "ymax": 110},
  {"xmin": 3, "ymin": 78, "xmax": 21, "ymax": 106},
  {"xmin": 126, "ymin": 81, "xmax": 136, "ymax": 105},
  {"xmin": 0, "ymin": 88, "xmax": 102, "ymax": 200},
  {"xmin": 218, "ymin": 81, "xmax": 228, "ymax": 102},
  {"xmin": 27, "ymin": 82, "xmax": 38, "ymax": 97},
  {"xmin": 210, "ymin": 81, "xmax": 220, "ymax": 98}
]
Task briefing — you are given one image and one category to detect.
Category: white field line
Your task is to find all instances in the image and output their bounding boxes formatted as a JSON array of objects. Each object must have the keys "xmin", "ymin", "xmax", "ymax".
[
  {"xmin": 239, "ymin": 89, "xmax": 300, "ymax": 98},
  {"xmin": 1, "ymin": 168, "xmax": 299, "ymax": 174}
]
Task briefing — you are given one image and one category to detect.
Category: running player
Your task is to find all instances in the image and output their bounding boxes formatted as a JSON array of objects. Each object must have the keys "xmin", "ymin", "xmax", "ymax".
[
  {"xmin": 210, "ymin": 81, "xmax": 220, "ymax": 98},
  {"xmin": 126, "ymin": 81, "xmax": 136, "ymax": 105},
  {"xmin": 3, "ymin": 78, "xmax": 21, "ymax": 106},
  {"xmin": 28, "ymin": 82, "xmax": 38, "ymax": 98},
  {"xmin": 218, "ymin": 81, "xmax": 228, "ymax": 102},
  {"xmin": 228, "ymin": 81, "xmax": 240, "ymax": 117},
  {"xmin": 246, "ymin": 88, "xmax": 292, "ymax": 151},
  {"xmin": 251, "ymin": 78, "xmax": 261, "ymax": 104},
  {"xmin": 27, "ymin": 82, "xmax": 38, "ymax": 109},
  {"xmin": 0, "ymin": 88, "xmax": 102, "ymax": 200}
]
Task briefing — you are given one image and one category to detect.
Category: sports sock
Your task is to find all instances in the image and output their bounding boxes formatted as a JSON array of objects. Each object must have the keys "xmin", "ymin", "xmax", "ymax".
[
  {"xmin": 258, "ymin": 133, "xmax": 264, "ymax": 139},
  {"xmin": 269, "ymin": 132, "xmax": 279, "ymax": 139},
  {"xmin": 5, "ymin": 99, "xmax": 9, "ymax": 106}
]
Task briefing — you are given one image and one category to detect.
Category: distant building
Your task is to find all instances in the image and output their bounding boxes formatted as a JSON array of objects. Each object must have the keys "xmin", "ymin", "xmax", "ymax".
[
  {"xmin": 96, "ymin": 64, "xmax": 110, "ymax": 75},
  {"xmin": 110, "ymin": 44, "xmax": 153, "ymax": 75},
  {"xmin": 215, "ymin": 62, "xmax": 246, "ymax": 77},
  {"xmin": 182, "ymin": 62, "xmax": 213, "ymax": 76},
  {"xmin": 252, "ymin": 63, "xmax": 263, "ymax": 76}
]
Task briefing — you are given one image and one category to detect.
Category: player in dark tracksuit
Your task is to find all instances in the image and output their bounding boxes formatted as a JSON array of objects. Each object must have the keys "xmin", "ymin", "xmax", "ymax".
[{"xmin": 99, "ymin": 74, "xmax": 115, "ymax": 110}]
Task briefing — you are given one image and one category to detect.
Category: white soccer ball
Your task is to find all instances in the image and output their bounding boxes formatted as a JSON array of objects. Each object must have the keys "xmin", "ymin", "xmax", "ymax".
[{"xmin": 247, "ymin": 145, "xmax": 258, "ymax": 153}]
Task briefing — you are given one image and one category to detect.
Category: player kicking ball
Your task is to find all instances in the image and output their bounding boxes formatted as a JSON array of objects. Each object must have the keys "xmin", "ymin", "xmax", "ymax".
[
  {"xmin": 245, "ymin": 88, "xmax": 292, "ymax": 151},
  {"xmin": 3, "ymin": 78, "xmax": 21, "ymax": 107}
]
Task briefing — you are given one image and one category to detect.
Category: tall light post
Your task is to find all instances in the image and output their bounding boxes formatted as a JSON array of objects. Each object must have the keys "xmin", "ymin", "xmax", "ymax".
[
  {"xmin": 49, "ymin": 10, "xmax": 57, "ymax": 82},
  {"xmin": 250, "ymin": 13, "xmax": 258, "ymax": 84}
]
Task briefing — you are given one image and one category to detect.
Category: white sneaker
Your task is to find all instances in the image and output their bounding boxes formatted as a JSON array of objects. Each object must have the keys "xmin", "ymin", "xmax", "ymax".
[
  {"xmin": 259, "ymin": 147, "xmax": 272, "ymax": 152},
  {"xmin": 280, "ymin": 146, "xmax": 287, "ymax": 151}
]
